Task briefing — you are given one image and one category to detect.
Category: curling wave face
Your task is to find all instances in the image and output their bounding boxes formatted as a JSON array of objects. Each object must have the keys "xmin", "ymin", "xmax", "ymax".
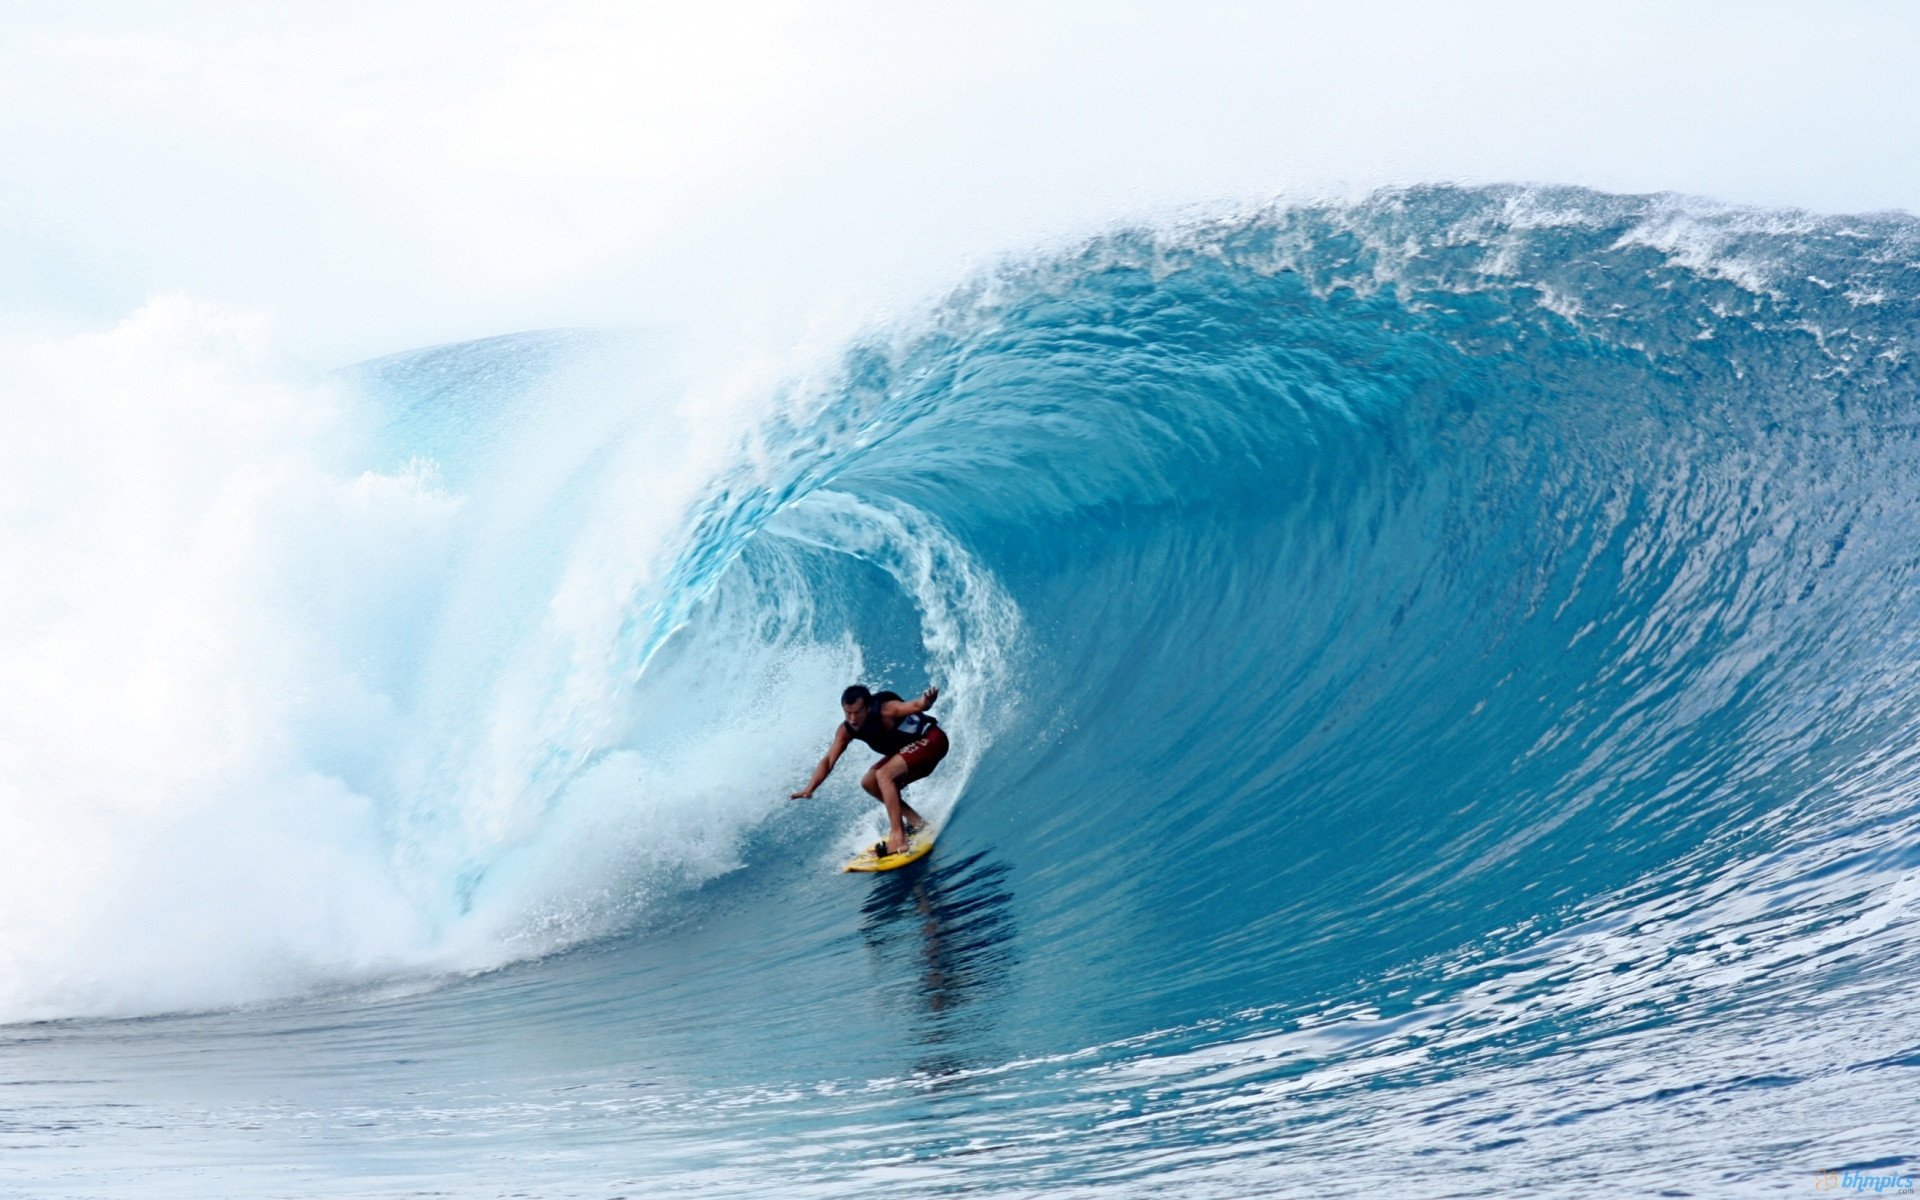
[{"xmin": 5, "ymin": 185, "xmax": 1920, "ymax": 1195}]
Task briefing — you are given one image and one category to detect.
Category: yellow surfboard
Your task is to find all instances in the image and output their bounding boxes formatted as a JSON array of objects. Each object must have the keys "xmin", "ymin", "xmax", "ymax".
[{"xmin": 843, "ymin": 825, "xmax": 937, "ymax": 873}]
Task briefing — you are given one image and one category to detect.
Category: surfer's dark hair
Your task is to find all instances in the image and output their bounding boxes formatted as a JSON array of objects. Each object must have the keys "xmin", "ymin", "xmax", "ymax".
[{"xmin": 841, "ymin": 684, "xmax": 872, "ymax": 707}]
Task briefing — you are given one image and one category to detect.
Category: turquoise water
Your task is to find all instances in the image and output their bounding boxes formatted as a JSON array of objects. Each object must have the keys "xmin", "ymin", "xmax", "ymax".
[{"xmin": 4, "ymin": 185, "xmax": 1919, "ymax": 1196}]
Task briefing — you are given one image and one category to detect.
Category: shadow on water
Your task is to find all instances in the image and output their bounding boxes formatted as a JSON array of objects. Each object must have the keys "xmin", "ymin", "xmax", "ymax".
[{"xmin": 857, "ymin": 850, "xmax": 1017, "ymax": 1076}]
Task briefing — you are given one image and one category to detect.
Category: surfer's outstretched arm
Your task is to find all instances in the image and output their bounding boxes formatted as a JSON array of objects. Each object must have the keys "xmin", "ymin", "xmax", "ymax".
[
  {"xmin": 791, "ymin": 724, "xmax": 853, "ymax": 799},
  {"xmin": 880, "ymin": 685, "xmax": 939, "ymax": 720}
]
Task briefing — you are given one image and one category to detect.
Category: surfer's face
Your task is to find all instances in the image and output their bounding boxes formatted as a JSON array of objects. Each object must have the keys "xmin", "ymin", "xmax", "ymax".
[{"xmin": 843, "ymin": 699, "xmax": 869, "ymax": 726}]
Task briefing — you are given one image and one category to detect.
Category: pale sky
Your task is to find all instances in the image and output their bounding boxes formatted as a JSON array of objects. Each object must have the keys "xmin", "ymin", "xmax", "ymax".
[{"xmin": 4, "ymin": 1, "xmax": 1919, "ymax": 363}]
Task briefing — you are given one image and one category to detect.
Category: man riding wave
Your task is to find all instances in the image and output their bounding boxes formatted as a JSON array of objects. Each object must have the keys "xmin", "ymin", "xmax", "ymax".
[{"xmin": 791, "ymin": 683, "xmax": 948, "ymax": 855}]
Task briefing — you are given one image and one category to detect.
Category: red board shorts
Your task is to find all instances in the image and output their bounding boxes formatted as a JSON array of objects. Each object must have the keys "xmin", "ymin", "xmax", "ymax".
[{"xmin": 884, "ymin": 725, "xmax": 949, "ymax": 784}]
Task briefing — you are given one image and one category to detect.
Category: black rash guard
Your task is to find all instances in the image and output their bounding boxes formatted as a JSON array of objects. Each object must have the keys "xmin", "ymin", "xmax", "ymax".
[{"xmin": 846, "ymin": 690, "xmax": 938, "ymax": 756}]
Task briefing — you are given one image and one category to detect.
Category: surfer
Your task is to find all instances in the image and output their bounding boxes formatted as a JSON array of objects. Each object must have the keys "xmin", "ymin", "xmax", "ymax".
[{"xmin": 791, "ymin": 684, "xmax": 948, "ymax": 855}]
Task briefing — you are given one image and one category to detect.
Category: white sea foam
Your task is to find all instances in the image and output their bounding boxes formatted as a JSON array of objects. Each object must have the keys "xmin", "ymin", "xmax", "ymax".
[
  {"xmin": 0, "ymin": 289, "xmax": 1027, "ymax": 1021},
  {"xmin": 0, "ymin": 297, "xmax": 457, "ymax": 1020}
]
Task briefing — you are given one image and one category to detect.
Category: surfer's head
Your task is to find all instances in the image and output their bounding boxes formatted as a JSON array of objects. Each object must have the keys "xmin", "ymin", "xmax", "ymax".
[{"xmin": 841, "ymin": 684, "xmax": 872, "ymax": 725}]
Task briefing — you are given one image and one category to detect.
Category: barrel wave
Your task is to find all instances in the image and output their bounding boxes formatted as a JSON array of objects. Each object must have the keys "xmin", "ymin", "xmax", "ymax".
[{"xmin": 5, "ymin": 184, "xmax": 1920, "ymax": 1196}]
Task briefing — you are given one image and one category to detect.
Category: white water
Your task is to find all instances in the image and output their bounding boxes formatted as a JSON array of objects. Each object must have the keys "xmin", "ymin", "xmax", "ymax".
[
  {"xmin": 0, "ymin": 298, "xmax": 452, "ymax": 1018},
  {"xmin": 0, "ymin": 293, "xmax": 1034, "ymax": 1023}
]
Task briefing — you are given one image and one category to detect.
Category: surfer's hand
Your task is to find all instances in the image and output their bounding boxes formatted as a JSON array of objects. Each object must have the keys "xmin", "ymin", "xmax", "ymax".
[
  {"xmin": 790, "ymin": 788, "xmax": 813, "ymax": 800},
  {"xmin": 922, "ymin": 685, "xmax": 939, "ymax": 707}
]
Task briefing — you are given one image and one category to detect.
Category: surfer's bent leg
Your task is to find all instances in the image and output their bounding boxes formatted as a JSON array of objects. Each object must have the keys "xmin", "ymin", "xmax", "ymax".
[
  {"xmin": 878, "ymin": 728, "xmax": 950, "ymax": 850},
  {"xmin": 864, "ymin": 762, "xmax": 927, "ymax": 840},
  {"xmin": 875, "ymin": 758, "xmax": 914, "ymax": 855}
]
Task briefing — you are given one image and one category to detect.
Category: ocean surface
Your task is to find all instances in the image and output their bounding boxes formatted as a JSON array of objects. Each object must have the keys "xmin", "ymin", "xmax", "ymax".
[{"xmin": 4, "ymin": 184, "xmax": 1919, "ymax": 1197}]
